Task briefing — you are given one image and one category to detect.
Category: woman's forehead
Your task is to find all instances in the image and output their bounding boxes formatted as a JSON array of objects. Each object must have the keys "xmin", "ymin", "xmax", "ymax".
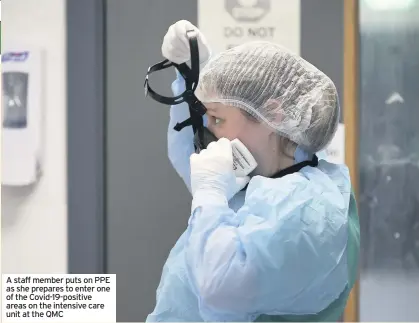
[
  {"xmin": 205, "ymin": 102, "xmax": 235, "ymax": 112},
  {"xmin": 204, "ymin": 102, "xmax": 221, "ymax": 111}
]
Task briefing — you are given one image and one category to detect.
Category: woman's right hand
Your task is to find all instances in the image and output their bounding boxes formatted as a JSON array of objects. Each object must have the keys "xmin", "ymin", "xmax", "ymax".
[{"xmin": 161, "ymin": 20, "xmax": 211, "ymax": 65}]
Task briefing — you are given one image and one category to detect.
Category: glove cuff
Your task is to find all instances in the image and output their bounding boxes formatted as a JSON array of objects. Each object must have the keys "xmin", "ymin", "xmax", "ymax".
[{"xmin": 192, "ymin": 189, "xmax": 228, "ymax": 211}]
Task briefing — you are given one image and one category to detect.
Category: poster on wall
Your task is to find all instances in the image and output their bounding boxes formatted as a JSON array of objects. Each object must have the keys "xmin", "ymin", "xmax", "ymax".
[
  {"xmin": 324, "ymin": 123, "xmax": 345, "ymax": 164},
  {"xmin": 198, "ymin": 0, "xmax": 301, "ymax": 55}
]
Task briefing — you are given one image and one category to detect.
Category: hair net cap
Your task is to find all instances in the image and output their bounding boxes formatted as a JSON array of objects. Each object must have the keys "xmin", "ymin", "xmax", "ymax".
[{"xmin": 195, "ymin": 41, "xmax": 340, "ymax": 152}]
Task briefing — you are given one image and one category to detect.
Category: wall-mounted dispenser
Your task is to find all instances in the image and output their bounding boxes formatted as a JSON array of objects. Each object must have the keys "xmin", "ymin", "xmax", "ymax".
[{"xmin": 2, "ymin": 49, "xmax": 44, "ymax": 186}]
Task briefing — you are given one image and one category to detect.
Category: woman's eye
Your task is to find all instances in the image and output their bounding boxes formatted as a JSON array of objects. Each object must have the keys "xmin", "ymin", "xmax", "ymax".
[{"xmin": 214, "ymin": 118, "xmax": 222, "ymax": 125}]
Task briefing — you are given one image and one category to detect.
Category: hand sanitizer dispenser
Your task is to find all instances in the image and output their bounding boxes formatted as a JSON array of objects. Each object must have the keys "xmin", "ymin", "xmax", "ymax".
[{"xmin": 2, "ymin": 49, "xmax": 44, "ymax": 186}]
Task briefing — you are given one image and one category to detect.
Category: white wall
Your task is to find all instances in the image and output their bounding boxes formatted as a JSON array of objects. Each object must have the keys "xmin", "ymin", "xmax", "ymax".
[{"xmin": 1, "ymin": 0, "xmax": 68, "ymax": 273}]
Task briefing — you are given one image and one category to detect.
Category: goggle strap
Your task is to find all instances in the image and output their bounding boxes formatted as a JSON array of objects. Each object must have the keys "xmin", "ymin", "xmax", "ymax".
[
  {"xmin": 144, "ymin": 30, "xmax": 205, "ymax": 134},
  {"xmin": 174, "ymin": 118, "xmax": 193, "ymax": 131}
]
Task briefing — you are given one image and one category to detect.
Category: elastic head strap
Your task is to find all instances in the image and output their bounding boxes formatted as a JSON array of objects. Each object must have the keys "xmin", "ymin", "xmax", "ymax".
[
  {"xmin": 144, "ymin": 29, "xmax": 207, "ymax": 135},
  {"xmin": 272, "ymin": 154, "xmax": 319, "ymax": 179},
  {"xmin": 185, "ymin": 29, "xmax": 200, "ymax": 91},
  {"xmin": 144, "ymin": 30, "xmax": 202, "ymax": 103},
  {"xmin": 144, "ymin": 60, "xmax": 186, "ymax": 105}
]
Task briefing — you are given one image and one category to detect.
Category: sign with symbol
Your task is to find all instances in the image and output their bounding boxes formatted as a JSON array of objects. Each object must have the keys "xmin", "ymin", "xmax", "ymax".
[
  {"xmin": 198, "ymin": 0, "xmax": 300, "ymax": 55},
  {"xmin": 385, "ymin": 92, "xmax": 404, "ymax": 105},
  {"xmin": 225, "ymin": 0, "xmax": 270, "ymax": 23}
]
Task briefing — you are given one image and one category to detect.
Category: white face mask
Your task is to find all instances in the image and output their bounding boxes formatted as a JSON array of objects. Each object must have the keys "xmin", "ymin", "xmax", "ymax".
[{"xmin": 194, "ymin": 127, "xmax": 257, "ymax": 177}]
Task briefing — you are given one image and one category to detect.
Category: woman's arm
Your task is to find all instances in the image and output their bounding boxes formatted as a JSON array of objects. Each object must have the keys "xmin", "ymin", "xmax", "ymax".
[
  {"xmin": 167, "ymin": 70, "xmax": 202, "ymax": 193},
  {"xmin": 184, "ymin": 175, "xmax": 350, "ymax": 321}
]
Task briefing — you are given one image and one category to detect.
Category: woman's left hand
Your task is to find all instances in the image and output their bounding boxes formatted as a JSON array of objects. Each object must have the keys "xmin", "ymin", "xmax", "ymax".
[{"xmin": 190, "ymin": 138, "xmax": 249, "ymax": 200}]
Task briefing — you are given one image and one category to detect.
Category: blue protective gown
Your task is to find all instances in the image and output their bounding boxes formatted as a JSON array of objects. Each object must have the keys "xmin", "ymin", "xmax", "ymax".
[{"xmin": 146, "ymin": 71, "xmax": 359, "ymax": 322}]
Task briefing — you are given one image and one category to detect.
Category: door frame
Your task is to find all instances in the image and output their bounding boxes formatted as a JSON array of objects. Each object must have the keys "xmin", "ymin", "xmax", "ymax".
[
  {"xmin": 66, "ymin": 0, "xmax": 107, "ymax": 274},
  {"xmin": 343, "ymin": 0, "xmax": 359, "ymax": 321}
]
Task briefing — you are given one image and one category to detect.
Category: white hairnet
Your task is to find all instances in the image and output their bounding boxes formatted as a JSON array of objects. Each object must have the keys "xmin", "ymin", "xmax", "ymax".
[{"xmin": 196, "ymin": 41, "xmax": 340, "ymax": 152}]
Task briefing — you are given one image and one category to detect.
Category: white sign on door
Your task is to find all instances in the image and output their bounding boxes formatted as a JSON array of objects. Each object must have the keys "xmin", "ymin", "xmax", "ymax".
[{"xmin": 198, "ymin": 0, "xmax": 301, "ymax": 55}]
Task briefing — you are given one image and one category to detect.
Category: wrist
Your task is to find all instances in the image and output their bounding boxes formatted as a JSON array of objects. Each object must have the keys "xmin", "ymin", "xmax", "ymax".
[{"xmin": 192, "ymin": 188, "xmax": 228, "ymax": 210}]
